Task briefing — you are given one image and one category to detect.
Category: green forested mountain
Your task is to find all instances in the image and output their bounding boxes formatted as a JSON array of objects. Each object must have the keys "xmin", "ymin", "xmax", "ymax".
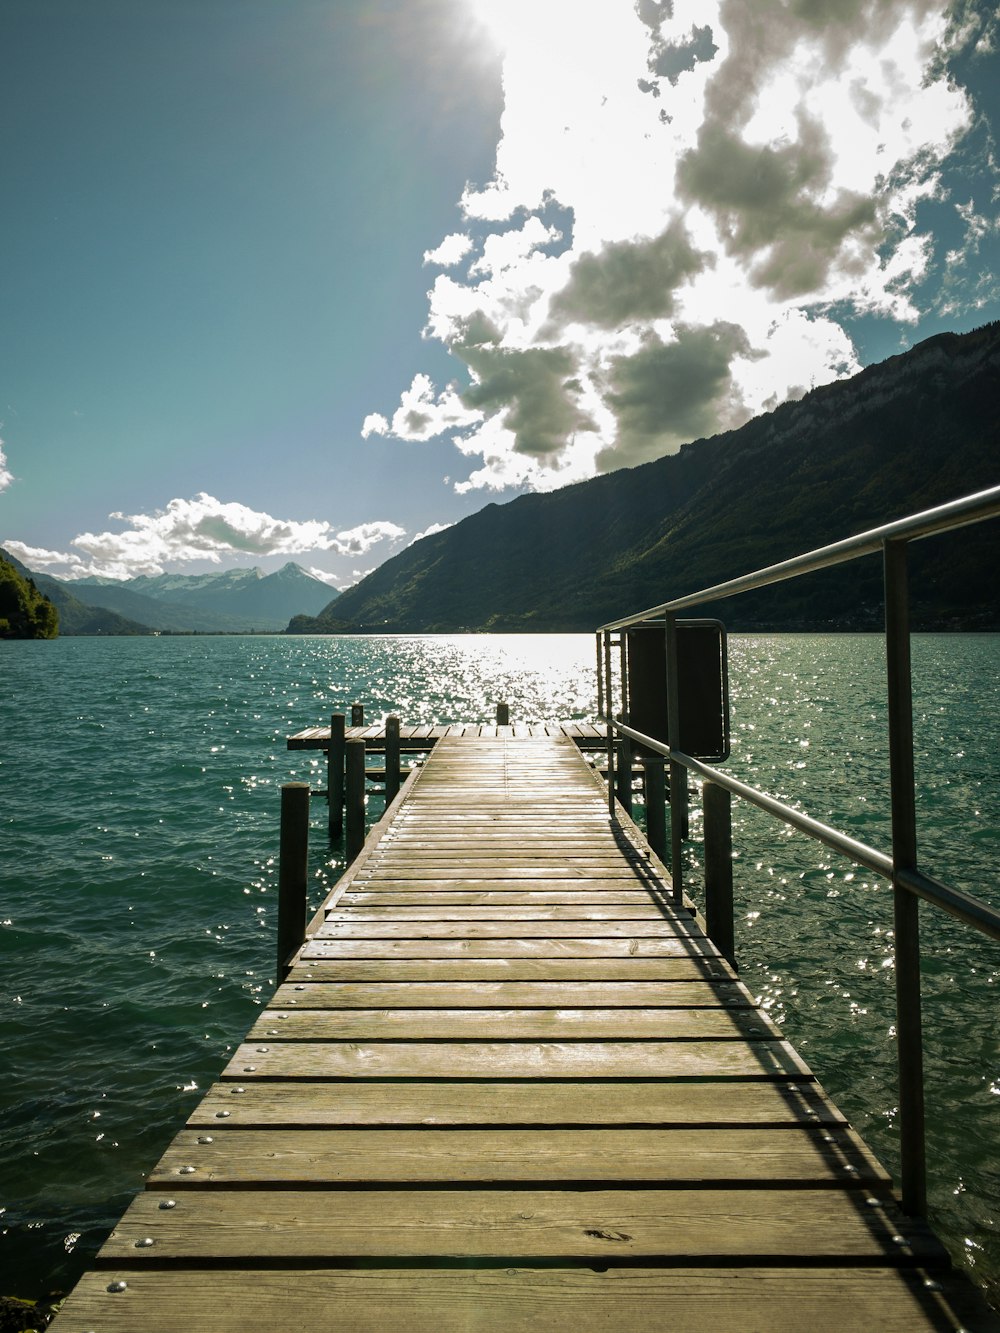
[
  {"xmin": 291, "ymin": 323, "xmax": 1000, "ymax": 634},
  {"xmin": 0, "ymin": 550, "xmax": 59, "ymax": 638},
  {"xmin": 1, "ymin": 549, "xmax": 149, "ymax": 636}
]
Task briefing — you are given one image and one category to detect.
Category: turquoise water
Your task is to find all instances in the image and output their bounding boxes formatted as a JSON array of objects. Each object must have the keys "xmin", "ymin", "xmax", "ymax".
[{"xmin": 1, "ymin": 633, "xmax": 997, "ymax": 1305}]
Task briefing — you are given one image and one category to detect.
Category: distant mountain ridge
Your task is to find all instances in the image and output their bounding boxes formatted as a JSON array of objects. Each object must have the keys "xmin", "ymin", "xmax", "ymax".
[
  {"xmin": 290, "ymin": 323, "xmax": 1000, "ymax": 634},
  {"xmin": 12, "ymin": 561, "xmax": 337, "ymax": 634}
]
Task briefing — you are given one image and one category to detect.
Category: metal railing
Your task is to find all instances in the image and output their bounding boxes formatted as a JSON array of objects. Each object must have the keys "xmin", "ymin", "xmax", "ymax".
[{"xmin": 596, "ymin": 483, "xmax": 1000, "ymax": 1219}]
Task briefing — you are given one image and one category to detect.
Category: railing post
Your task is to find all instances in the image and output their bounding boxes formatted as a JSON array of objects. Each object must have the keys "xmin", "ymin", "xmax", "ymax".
[
  {"xmin": 616, "ymin": 731, "xmax": 633, "ymax": 815},
  {"xmin": 385, "ymin": 714, "xmax": 401, "ymax": 803},
  {"xmin": 351, "ymin": 702, "xmax": 364, "ymax": 727},
  {"xmin": 328, "ymin": 712, "xmax": 345, "ymax": 839},
  {"xmin": 345, "ymin": 738, "xmax": 366, "ymax": 862},
  {"xmin": 884, "ymin": 536, "xmax": 926, "ymax": 1217},
  {"xmin": 595, "ymin": 632, "xmax": 604, "ymax": 720},
  {"xmin": 665, "ymin": 612, "xmax": 686, "ymax": 905},
  {"xmin": 643, "ymin": 758, "xmax": 667, "ymax": 862},
  {"xmin": 496, "ymin": 701, "xmax": 510, "ymax": 726},
  {"xmin": 604, "ymin": 631, "xmax": 616, "ymax": 818},
  {"xmin": 277, "ymin": 782, "xmax": 310, "ymax": 981},
  {"xmin": 703, "ymin": 780, "xmax": 735, "ymax": 970}
]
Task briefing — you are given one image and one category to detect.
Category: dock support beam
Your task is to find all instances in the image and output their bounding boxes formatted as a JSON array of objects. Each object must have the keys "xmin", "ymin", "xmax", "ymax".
[
  {"xmin": 277, "ymin": 782, "xmax": 310, "ymax": 981},
  {"xmin": 642, "ymin": 758, "xmax": 667, "ymax": 863},
  {"xmin": 345, "ymin": 738, "xmax": 366, "ymax": 862},
  {"xmin": 327, "ymin": 712, "xmax": 345, "ymax": 839},
  {"xmin": 385, "ymin": 715, "xmax": 401, "ymax": 803},
  {"xmin": 496, "ymin": 701, "xmax": 510, "ymax": 726},
  {"xmin": 703, "ymin": 781, "xmax": 735, "ymax": 970},
  {"xmin": 884, "ymin": 536, "xmax": 926, "ymax": 1217}
]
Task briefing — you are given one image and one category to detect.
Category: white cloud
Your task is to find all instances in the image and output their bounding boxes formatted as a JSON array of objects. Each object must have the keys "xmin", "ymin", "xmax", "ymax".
[
  {"xmin": 410, "ymin": 521, "xmax": 454, "ymax": 544},
  {"xmin": 15, "ymin": 494, "xmax": 407, "ymax": 580},
  {"xmin": 423, "ymin": 233, "xmax": 474, "ymax": 267},
  {"xmin": 307, "ymin": 566, "xmax": 342, "ymax": 587},
  {"xmin": 332, "ymin": 520, "xmax": 406, "ymax": 555},
  {"xmin": 2, "ymin": 540, "xmax": 82, "ymax": 570},
  {"xmin": 0, "ymin": 438, "xmax": 13, "ymax": 493},
  {"xmin": 362, "ymin": 373, "xmax": 482, "ymax": 442},
  {"xmin": 365, "ymin": 0, "xmax": 978, "ymax": 491}
]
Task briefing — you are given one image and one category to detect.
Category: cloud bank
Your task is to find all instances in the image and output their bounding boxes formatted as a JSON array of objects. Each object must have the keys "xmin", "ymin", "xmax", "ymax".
[
  {"xmin": 5, "ymin": 495, "xmax": 406, "ymax": 580},
  {"xmin": 366, "ymin": 0, "xmax": 984, "ymax": 491},
  {"xmin": 0, "ymin": 438, "xmax": 13, "ymax": 493}
]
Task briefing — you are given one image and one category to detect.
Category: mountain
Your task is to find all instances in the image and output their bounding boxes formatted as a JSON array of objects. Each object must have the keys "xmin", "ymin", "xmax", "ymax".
[
  {"xmin": 1, "ymin": 549, "xmax": 148, "ymax": 636},
  {"xmin": 291, "ymin": 323, "xmax": 1000, "ymax": 634},
  {"xmin": 59, "ymin": 562, "xmax": 336, "ymax": 632}
]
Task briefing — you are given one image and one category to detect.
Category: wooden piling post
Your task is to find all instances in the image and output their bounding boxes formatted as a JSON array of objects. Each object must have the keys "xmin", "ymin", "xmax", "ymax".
[
  {"xmin": 385, "ymin": 714, "xmax": 401, "ymax": 803},
  {"xmin": 615, "ymin": 732, "xmax": 632, "ymax": 815},
  {"xmin": 351, "ymin": 703, "xmax": 364, "ymax": 727},
  {"xmin": 345, "ymin": 738, "xmax": 366, "ymax": 862},
  {"xmin": 703, "ymin": 780, "xmax": 736, "ymax": 969},
  {"xmin": 643, "ymin": 758, "xmax": 667, "ymax": 862},
  {"xmin": 327, "ymin": 712, "xmax": 345, "ymax": 839},
  {"xmin": 496, "ymin": 701, "xmax": 510, "ymax": 726},
  {"xmin": 277, "ymin": 782, "xmax": 310, "ymax": 981}
]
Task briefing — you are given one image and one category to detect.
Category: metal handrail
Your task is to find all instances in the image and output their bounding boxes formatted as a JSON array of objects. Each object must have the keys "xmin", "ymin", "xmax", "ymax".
[
  {"xmin": 599, "ymin": 483, "xmax": 1000, "ymax": 630},
  {"xmin": 595, "ymin": 484, "xmax": 1000, "ymax": 1220}
]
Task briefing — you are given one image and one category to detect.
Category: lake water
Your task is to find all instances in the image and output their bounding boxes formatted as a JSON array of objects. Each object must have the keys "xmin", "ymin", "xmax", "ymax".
[{"xmin": 1, "ymin": 632, "xmax": 997, "ymax": 1306}]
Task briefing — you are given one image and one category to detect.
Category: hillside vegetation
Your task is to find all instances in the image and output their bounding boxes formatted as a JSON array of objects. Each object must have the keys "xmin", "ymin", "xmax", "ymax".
[
  {"xmin": 292, "ymin": 323, "xmax": 1000, "ymax": 634},
  {"xmin": 0, "ymin": 550, "xmax": 59, "ymax": 638}
]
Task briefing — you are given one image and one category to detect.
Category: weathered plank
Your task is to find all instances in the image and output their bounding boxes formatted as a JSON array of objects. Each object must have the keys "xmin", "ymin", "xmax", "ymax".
[
  {"xmin": 269, "ymin": 980, "xmax": 752, "ymax": 1008},
  {"xmin": 187, "ymin": 1079, "xmax": 846, "ymax": 1128},
  {"xmin": 288, "ymin": 957, "xmax": 732, "ymax": 981},
  {"xmin": 53, "ymin": 1266, "xmax": 988, "ymax": 1333},
  {"xmin": 220, "ymin": 1038, "xmax": 812, "ymax": 1080},
  {"xmin": 99, "ymin": 1187, "xmax": 945, "ymax": 1263},
  {"xmin": 243, "ymin": 1005, "xmax": 780, "ymax": 1040},
  {"xmin": 302, "ymin": 937, "xmax": 721, "ymax": 958},
  {"xmin": 149, "ymin": 1126, "xmax": 888, "ymax": 1187}
]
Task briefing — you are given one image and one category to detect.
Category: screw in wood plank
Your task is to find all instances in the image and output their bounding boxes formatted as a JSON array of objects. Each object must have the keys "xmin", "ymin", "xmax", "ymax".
[
  {"xmin": 107, "ymin": 1281, "xmax": 128, "ymax": 1292},
  {"xmin": 197, "ymin": 1136, "xmax": 213, "ymax": 1144},
  {"xmin": 134, "ymin": 1238, "xmax": 155, "ymax": 1248},
  {"xmin": 215, "ymin": 1110, "xmax": 231, "ymax": 1118},
  {"xmin": 158, "ymin": 1200, "xmax": 176, "ymax": 1209}
]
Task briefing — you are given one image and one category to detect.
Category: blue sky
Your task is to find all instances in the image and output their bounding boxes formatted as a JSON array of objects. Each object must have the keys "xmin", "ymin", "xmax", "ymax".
[{"xmin": 2, "ymin": 0, "xmax": 997, "ymax": 585}]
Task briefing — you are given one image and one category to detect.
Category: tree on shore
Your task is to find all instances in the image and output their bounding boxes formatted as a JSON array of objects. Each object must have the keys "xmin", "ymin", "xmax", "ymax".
[{"xmin": 0, "ymin": 553, "xmax": 59, "ymax": 638}]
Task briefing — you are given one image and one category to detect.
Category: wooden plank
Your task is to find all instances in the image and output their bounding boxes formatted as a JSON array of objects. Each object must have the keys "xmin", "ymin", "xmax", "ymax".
[
  {"xmin": 98, "ymin": 1187, "xmax": 945, "ymax": 1263},
  {"xmin": 243, "ymin": 1006, "xmax": 780, "ymax": 1040},
  {"xmin": 187, "ymin": 1079, "xmax": 846, "ymax": 1128},
  {"xmin": 53, "ymin": 1266, "xmax": 986, "ymax": 1333},
  {"xmin": 340, "ymin": 890, "xmax": 675, "ymax": 906},
  {"xmin": 269, "ymin": 980, "xmax": 752, "ymax": 1008},
  {"xmin": 325, "ymin": 905, "xmax": 684, "ymax": 921},
  {"xmin": 149, "ymin": 1126, "xmax": 889, "ymax": 1188},
  {"xmin": 220, "ymin": 1038, "xmax": 812, "ymax": 1080},
  {"xmin": 315, "ymin": 920, "xmax": 702, "ymax": 937},
  {"xmin": 301, "ymin": 938, "xmax": 721, "ymax": 958},
  {"xmin": 289, "ymin": 957, "xmax": 733, "ymax": 981}
]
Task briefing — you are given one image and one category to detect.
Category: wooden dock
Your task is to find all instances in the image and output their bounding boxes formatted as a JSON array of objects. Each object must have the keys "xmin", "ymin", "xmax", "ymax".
[{"xmin": 52, "ymin": 734, "xmax": 995, "ymax": 1331}]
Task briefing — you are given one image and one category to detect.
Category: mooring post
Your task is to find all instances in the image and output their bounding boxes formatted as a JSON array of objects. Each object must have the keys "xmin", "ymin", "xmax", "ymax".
[
  {"xmin": 496, "ymin": 701, "xmax": 510, "ymax": 726},
  {"xmin": 351, "ymin": 703, "xmax": 364, "ymax": 727},
  {"xmin": 643, "ymin": 758, "xmax": 667, "ymax": 862},
  {"xmin": 328, "ymin": 712, "xmax": 345, "ymax": 839},
  {"xmin": 703, "ymin": 780, "xmax": 735, "ymax": 969},
  {"xmin": 385, "ymin": 714, "xmax": 401, "ymax": 803},
  {"xmin": 345, "ymin": 738, "xmax": 366, "ymax": 862},
  {"xmin": 277, "ymin": 782, "xmax": 310, "ymax": 981}
]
